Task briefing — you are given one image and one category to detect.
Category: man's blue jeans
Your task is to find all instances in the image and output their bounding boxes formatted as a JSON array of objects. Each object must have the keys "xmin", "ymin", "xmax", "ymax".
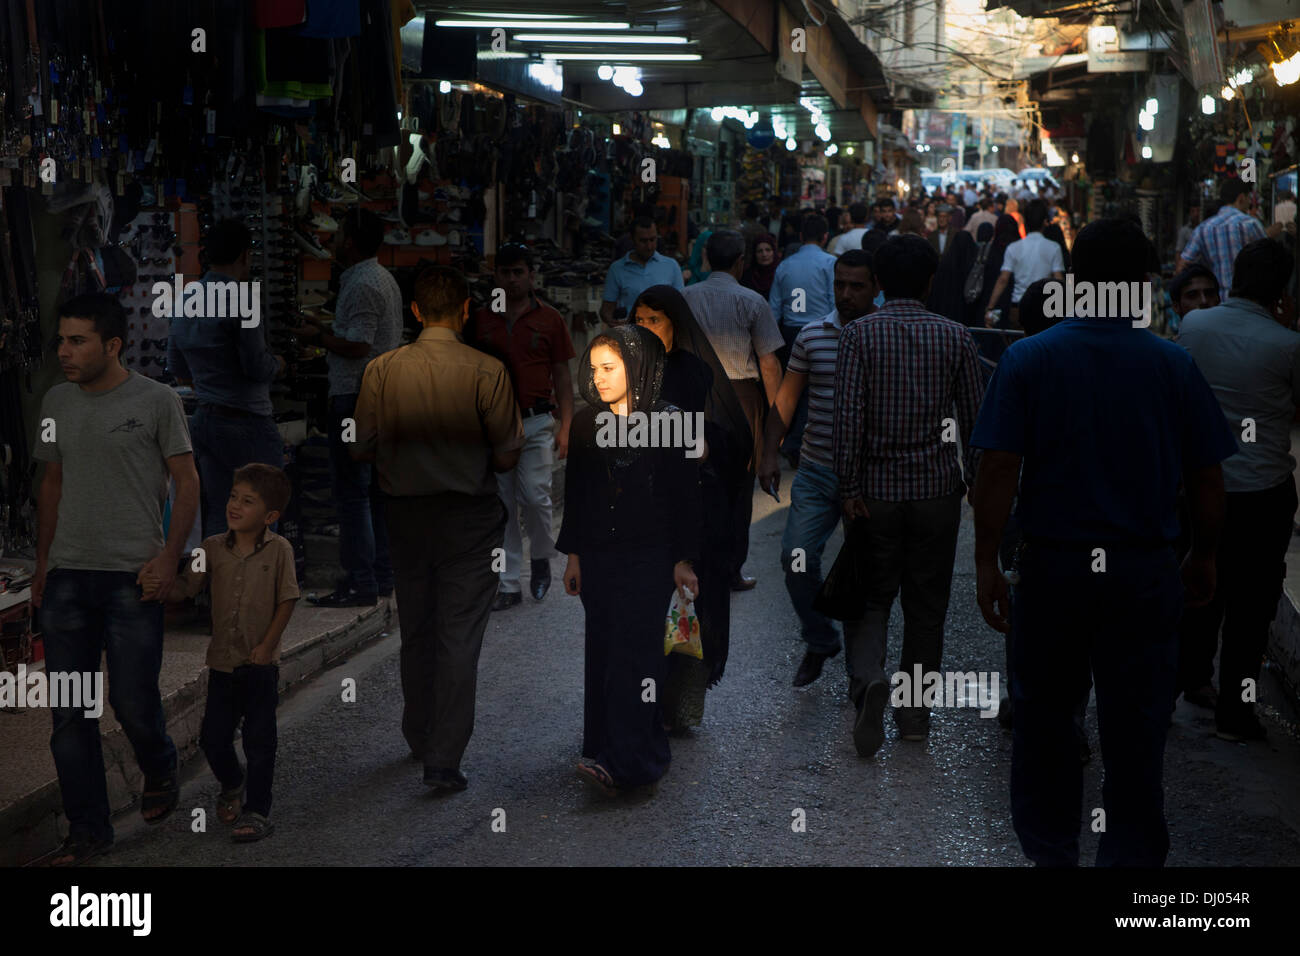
[
  {"xmin": 191, "ymin": 405, "xmax": 285, "ymax": 538},
  {"xmin": 328, "ymin": 393, "xmax": 392, "ymax": 595},
  {"xmin": 41, "ymin": 569, "xmax": 176, "ymax": 843},
  {"xmin": 779, "ymin": 459, "xmax": 842, "ymax": 655},
  {"xmin": 1010, "ymin": 542, "xmax": 1182, "ymax": 867}
]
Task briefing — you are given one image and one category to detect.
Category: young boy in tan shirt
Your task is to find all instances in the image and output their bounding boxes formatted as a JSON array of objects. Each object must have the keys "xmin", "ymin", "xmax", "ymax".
[{"xmin": 144, "ymin": 463, "xmax": 299, "ymax": 841}]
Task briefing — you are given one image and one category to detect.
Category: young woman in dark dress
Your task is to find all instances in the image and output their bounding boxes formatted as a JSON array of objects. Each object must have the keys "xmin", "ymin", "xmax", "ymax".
[
  {"xmin": 631, "ymin": 285, "xmax": 752, "ymax": 732},
  {"xmin": 557, "ymin": 323, "xmax": 702, "ymax": 795}
]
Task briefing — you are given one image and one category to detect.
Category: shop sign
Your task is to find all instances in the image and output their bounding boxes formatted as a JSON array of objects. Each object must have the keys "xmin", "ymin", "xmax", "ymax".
[{"xmin": 1088, "ymin": 49, "xmax": 1150, "ymax": 72}]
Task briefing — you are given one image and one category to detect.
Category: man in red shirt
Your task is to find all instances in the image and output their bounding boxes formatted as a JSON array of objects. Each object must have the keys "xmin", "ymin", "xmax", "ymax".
[{"xmin": 467, "ymin": 244, "xmax": 576, "ymax": 609}]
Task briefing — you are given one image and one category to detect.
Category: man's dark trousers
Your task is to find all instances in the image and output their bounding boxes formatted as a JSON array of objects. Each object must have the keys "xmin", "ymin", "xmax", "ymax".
[
  {"xmin": 1178, "ymin": 478, "xmax": 1296, "ymax": 722},
  {"xmin": 843, "ymin": 492, "xmax": 963, "ymax": 717},
  {"xmin": 191, "ymin": 404, "xmax": 284, "ymax": 537},
  {"xmin": 1010, "ymin": 542, "xmax": 1182, "ymax": 867},
  {"xmin": 329, "ymin": 393, "xmax": 393, "ymax": 594},
  {"xmin": 41, "ymin": 570, "xmax": 177, "ymax": 844},
  {"xmin": 385, "ymin": 492, "xmax": 506, "ymax": 770}
]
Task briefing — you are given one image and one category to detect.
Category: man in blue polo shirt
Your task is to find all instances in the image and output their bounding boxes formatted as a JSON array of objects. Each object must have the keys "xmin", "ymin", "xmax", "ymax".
[
  {"xmin": 600, "ymin": 217, "xmax": 684, "ymax": 325},
  {"xmin": 970, "ymin": 218, "xmax": 1237, "ymax": 868}
]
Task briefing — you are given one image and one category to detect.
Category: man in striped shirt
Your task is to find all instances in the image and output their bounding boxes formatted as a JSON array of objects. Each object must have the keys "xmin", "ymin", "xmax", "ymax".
[
  {"xmin": 832, "ymin": 234, "xmax": 985, "ymax": 753},
  {"xmin": 758, "ymin": 250, "xmax": 880, "ymax": 689}
]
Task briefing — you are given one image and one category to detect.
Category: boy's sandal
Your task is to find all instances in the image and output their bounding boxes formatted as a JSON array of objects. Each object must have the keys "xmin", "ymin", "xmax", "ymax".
[
  {"xmin": 43, "ymin": 833, "xmax": 113, "ymax": 867},
  {"xmin": 575, "ymin": 761, "xmax": 618, "ymax": 797},
  {"xmin": 217, "ymin": 787, "xmax": 243, "ymax": 825},
  {"xmin": 231, "ymin": 812, "xmax": 275, "ymax": 843},
  {"xmin": 141, "ymin": 773, "xmax": 179, "ymax": 825}
]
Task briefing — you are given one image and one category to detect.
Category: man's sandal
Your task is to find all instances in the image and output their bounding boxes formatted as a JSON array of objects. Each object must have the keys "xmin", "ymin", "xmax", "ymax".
[
  {"xmin": 231, "ymin": 812, "xmax": 275, "ymax": 843},
  {"xmin": 575, "ymin": 761, "xmax": 617, "ymax": 797},
  {"xmin": 217, "ymin": 787, "xmax": 243, "ymax": 825},
  {"xmin": 141, "ymin": 774, "xmax": 179, "ymax": 825},
  {"xmin": 43, "ymin": 833, "xmax": 113, "ymax": 867}
]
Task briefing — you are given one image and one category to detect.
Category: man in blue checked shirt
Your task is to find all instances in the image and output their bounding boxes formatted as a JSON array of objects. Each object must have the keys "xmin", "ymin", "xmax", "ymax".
[
  {"xmin": 1177, "ymin": 180, "xmax": 1284, "ymax": 294},
  {"xmin": 600, "ymin": 217, "xmax": 684, "ymax": 325}
]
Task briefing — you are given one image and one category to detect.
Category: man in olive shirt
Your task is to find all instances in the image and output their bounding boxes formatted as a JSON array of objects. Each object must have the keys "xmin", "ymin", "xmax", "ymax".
[{"xmin": 352, "ymin": 266, "xmax": 524, "ymax": 792}]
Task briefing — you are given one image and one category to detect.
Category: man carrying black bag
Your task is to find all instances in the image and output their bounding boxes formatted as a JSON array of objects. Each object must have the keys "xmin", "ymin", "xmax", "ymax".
[{"xmin": 832, "ymin": 236, "xmax": 985, "ymax": 757}]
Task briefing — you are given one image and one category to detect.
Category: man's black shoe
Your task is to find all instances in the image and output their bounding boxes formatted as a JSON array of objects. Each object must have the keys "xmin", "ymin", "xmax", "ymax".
[
  {"xmin": 731, "ymin": 572, "xmax": 757, "ymax": 591},
  {"xmin": 423, "ymin": 767, "xmax": 468, "ymax": 791},
  {"xmin": 853, "ymin": 680, "xmax": 889, "ymax": 757},
  {"xmin": 793, "ymin": 647, "xmax": 840, "ymax": 687},
  {"xmin": 492, "ymin": 591, "xmax": 523, "ymax": 612},
  {"xmin": 1215, "ymin": 715, "xmax": 1267, "ymax": 742},
  {"xmin": 897, "ymin": 712, "xmax": 930, "ymax": 741},
  {"xmin": 308, "ymin": 588, "xmax": 378, "ymax": 608},
  {"xmin": 530, "ymin": 559, "xmax": 551, "ymax": 601}
]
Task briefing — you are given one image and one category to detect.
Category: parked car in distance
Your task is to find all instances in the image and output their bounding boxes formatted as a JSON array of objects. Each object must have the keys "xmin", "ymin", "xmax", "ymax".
[{"xmin": 1018, "ymin": 167, "xmax": 1062, "ymax": 192}]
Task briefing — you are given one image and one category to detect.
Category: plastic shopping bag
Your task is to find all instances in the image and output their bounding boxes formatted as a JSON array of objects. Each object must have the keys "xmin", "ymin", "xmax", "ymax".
[{"xmin": 664, "ymin": 587, "xmax": 703, "ymax": 659}]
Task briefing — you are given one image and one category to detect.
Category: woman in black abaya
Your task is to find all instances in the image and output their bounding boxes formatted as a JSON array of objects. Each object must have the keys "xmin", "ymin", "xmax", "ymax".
[
  {"xmin": 632, "ymin": 285, "xmax": 752, "ymax": 732},
  {"xmin": 557, "ymin": 324, "xmax": 703, "ymax": 794}
]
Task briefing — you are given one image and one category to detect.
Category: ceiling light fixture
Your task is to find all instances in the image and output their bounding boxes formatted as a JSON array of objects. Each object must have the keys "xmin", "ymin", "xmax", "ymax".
[
  {"xmin": 436, "ymin": 20, "xmax": 629, "ymax": 29},
  {"xmin": 786, "ymin": 137, "xmax": 797, "ymax": 151},
  {"xmin": 1201, "ymin": 94, "xmax": 1215, "ymax": 114},
  {"xmin": 540, "ymin": 52, "xmax": 701, "ymax": 61},
  {"xmin": 513, "ymin": 34, "xmax": 690, "ymax": 44},
  {"xmin": 1141, "ymin": 145, "xmax": 1152, "ymax": 158}
]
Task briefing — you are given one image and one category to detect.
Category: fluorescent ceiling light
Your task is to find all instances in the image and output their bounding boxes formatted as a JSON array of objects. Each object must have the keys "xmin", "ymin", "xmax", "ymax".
[
  {"xmin": 477, "ymin": 51, "xmax": 527, "ymax": 59},
  {"xmin": 541, "ymin": 52, "xmax": 701, "ymax": 61},
  {"xmin": 436, "ymin": 20, "xmax": 630, "ymax": 29},
  {"xmin": 513, "ymin": 34, "xmax": 689, "ymax": 44},
  {"xmin": 457, "ymin": 12, "xmax": 581, "ymax": 18}
]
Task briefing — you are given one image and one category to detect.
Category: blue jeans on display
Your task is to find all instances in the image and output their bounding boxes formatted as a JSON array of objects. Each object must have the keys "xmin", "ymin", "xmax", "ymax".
[
  {"xmin": 328, "ymin": 393, "xmax": 392, "ymax": 595},
  {"xmin": 779, "ymin": 459, "xmax": 843, "ymax": 655},
  {"xmin": 1010, "ymin": 542, "xmax": 1182, "ymax": 867},
  {"xmin": 777, "ymin": 322, "xmax": 809, "ymax": 461},
  {"xmin": 191, "ymin": 405, "xmax": 286, "ymax": 538},
  {"xmin": 40, "ymin": 569, "xmax": 177, "ymax": 843}
]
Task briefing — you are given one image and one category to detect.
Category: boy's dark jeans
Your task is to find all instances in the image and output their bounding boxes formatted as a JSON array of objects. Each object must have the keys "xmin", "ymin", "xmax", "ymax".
[
  {"xmin": 201, "ymin": 665, "xmax": 279, "ymax": 818},
  {"xmin": 41, "ymin": 569, "xmax": 176, "ymax": 844}
]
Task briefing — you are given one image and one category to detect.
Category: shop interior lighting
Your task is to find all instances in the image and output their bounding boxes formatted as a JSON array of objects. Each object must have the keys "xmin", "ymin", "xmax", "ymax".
[
  {"xmin": 1271, "ymin": 51, "xmax": 1300, "ymax": 86},
  {"xmin": 824, "ymin": 144, "xmax": 839, "ymax": 157},
  {"xmin": 991, "ymin": 145, "xmax": 999, "ymax": 153},
  {"xmin": 1141, "ymin": 145, "xmax": 1153, "ymax": 159},
  {"xmin": 438, "ymin": 80, "xmax": 451, "ymax": 93},
  {"xmin": 1201, "ymin": 94, "xmax": 1215, "ymax": 114},
  {"xmin": 454, "ymin": 11, "xmax": 583, "ymax": 18},
  {"xmin": 651, "ymin": 132, "xmax": 672, "ymax": 148},
  {"xmin": 612, "ymin": 123, "xmax": 621, "ymax": 134},
  {"xmin": 1221, "ymin": 84, "xmax": 1235, "ymax": 100},
  {"xmin": 527, "ymin": 61, "xmax": 564, "ymax": 92},
  {"xmin": 1145, "ymin": 97, "xmax": 1158, "ymax": 114},
  {"xmin": 785, "ymin": 137, "xmax": 797, "ymax": 151},
  {"xmin": 845, "ymin": 145, "xmax": 854, "ymax": 155},
  {"xmin": 436, "ymin": 20, "xmax": 630, "ymax": 29},
  {"xmin": 598, "ymin": 64, "xmax": 614, "ymax": 80},
  {"xmin": 1138, "ymin": 108, "xmax": 1155, "ymax": 131},
  {"xmin": 513, "ymin": 34, "xmax": 690, "ymax": 44},
  {"xmin": 540, "ymin": 52, "xmax": 701, "ymax": 61},
  {"xmin": 815, "ymin": 123, "xmax": 831, "ymax": 141},
  {"xmin": 477, "ymin": 51, "xmax": 527, "ymax": 59},
  {"xmin": 1071, "ymin": 152, "xmax": 1080, "ymax": 163}
]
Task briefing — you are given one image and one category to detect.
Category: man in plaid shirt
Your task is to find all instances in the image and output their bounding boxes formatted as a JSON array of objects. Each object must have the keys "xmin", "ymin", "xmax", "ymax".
[
  {"xmin": 1177, "ymin": 180, "xmax": 1282, "ymax": 293},
  {"xmin": 832, "ymin": 235, "xmax": 985, "ymax": 755}
]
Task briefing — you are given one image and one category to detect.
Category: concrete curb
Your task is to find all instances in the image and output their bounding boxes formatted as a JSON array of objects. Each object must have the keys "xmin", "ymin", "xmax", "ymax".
[{"xmin": 1, "ymin": 600, "xmax": 393, "ymax": 867}]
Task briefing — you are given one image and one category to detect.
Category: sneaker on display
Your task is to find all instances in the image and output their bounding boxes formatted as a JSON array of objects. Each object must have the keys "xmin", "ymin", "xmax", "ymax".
[
  {"xmin": 414, "ymin": 230, "xmax": 447, "ymax": 246},
  {"xmin": 294, "ymin": 230, "xmax": 332, "ymax": 259},
  {"xmin": 447, "ymin": 229, "xmax": 462, "ymax": 246},
  {"xmin": 310, "ymin": 212, "xmax": 339, "ymax": 232},
  {"xmin": 384, "ymin": 228, "xmax": 413, "ymax": 245}
]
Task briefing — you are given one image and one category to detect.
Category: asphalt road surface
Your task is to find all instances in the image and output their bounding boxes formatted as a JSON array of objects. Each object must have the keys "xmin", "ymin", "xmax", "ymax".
[{"xmin": 95, "ymin": 484, "xmax": 1300, "ymax": 866}]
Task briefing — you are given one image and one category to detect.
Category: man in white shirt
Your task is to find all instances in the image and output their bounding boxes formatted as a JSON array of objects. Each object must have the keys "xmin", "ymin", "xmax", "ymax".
[
  {"xmin": 962, "ymin": 184, "xmax": 979, "ymax": 208},
  {"xmin": 829, "ymin": 203, "xmax": 869, "ymax": 255},
  {"xmin": 983, "ymin": 200, "xmax": 1065, "ymax": 327}
]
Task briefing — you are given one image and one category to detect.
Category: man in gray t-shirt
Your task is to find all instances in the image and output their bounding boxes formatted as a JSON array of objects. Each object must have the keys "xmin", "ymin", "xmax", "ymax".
[{"xmin": 32, "ymin": 294, "xmax": 200, "ymax": 864}]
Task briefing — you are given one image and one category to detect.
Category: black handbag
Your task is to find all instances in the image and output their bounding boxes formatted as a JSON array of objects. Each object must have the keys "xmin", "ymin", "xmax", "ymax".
[{"xmin": 812, "ymin": 517, "xmax": 870, "ymax": 621}]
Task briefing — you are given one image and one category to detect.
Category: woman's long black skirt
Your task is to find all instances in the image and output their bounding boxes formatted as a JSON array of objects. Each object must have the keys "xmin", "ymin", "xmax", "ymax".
[{"xmin": 579, "ymin": 544, "xmax": 675, "ymax": 787}]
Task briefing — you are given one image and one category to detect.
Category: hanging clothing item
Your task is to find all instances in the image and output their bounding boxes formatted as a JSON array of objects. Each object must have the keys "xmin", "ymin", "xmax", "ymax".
[
  {"xmin": 256, "ymin": 27, "xmax": 333, "ymax": 99},
  {"xmin": 391, "ymin": 0, "xmax": 416, "ymax": 103},
  {"xmin": 295, "ymin": 0, "xmax": 361, "ymax": 37},
  {"xmin": 358, "ymin": 0, "xmax": 400, "ymax": 148},
  {"xmin": 254, "ymin": 0, "xmax": 307, "ymax": 29}
]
